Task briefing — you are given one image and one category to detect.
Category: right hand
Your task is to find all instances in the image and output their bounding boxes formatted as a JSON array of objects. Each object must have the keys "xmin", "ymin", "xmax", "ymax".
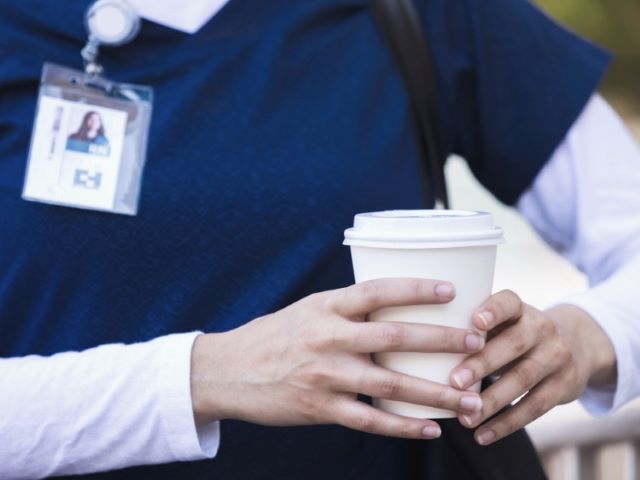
[{"xmin": 190, "ymin": 278, "xmax": 485, "ymax": 439}]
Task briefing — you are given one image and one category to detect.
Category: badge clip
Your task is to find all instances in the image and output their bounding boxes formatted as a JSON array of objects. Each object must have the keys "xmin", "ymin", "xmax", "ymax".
[{"xmin": 81, "ymin": 0, "xmax": 141, "ymax": 76}]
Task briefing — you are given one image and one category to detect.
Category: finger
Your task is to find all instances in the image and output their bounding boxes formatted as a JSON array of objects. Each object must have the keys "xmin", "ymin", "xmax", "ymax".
[
  {"xmin": 457, "ymin": 346, "xmax": 561, "ymax": 428},
  {"xmin": 329, "ymin": 278, "xmax": 455, "ymax": 318},
  {"xmin": 332, "ymin": 396, "xmax": 443, "ymax": 439},
  {"xmin": 342, "ymin": 321, "xmax": 485, "ymax": 354},
  {"xmin": 472, "ymin": 375, "xmax": 564, "ymax": 446},
  {"xmin": 332, "ymin": 364, "xmax": 483, "ymax": 415},
  {"xmin": 471, "ymin": 289, "xmax": 524, "ymax": 332},
  {"xmin": 450, "ymin": 309, "xmax": 541, "ymax": 390}
]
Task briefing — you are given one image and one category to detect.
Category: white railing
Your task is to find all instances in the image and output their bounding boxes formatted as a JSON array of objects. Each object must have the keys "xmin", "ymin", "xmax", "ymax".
[{"xmin": 527, "ymin": 399, "xmax": 640, "ymax": 480}]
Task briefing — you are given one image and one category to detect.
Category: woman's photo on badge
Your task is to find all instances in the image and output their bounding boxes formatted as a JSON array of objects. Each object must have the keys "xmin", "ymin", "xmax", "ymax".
[{"xmin": 66, "ymin": 110, "xmax": 111, "ymax": 157}]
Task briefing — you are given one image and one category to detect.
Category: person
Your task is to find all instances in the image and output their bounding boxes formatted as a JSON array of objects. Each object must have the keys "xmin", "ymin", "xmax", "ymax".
[
  {"xmin": 0, "ymin": 0, "xmax": 639, "ymax": 479},
  {"xmin": 66, "ymin": 111, "xmax": 110, "ymax": 156}
]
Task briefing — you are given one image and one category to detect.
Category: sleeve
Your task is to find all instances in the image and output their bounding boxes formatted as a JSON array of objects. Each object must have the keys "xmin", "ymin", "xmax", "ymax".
[
  {"xmin": 517, "ymin": 94, "xmax": 640, "ymax": 415},
  {"xmin": 419, "ymin": 0, "xmax": 611, "ymax": 204},
  {"xmin": 0, "ymin": 332, "xmax": 220, "ymax": 479}
]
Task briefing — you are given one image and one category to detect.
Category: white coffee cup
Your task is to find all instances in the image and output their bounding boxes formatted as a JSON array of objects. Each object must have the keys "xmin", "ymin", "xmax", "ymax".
[{"xmin": 343, "ymin": 210, "xmax": 504, "ymax": 418}]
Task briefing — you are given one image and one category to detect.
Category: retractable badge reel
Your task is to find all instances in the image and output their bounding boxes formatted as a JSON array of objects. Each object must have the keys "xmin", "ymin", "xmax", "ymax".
[{"xmin": 22, "ymin": 0, "xmax": 153, "ymax": 215}]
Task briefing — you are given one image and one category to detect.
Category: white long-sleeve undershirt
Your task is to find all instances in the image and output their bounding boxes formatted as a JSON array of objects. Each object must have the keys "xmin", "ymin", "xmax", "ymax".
[
  {"xmin": 517, "ymin": 94, "xmax": 640, "ymax": 416},
  {"xmin": 1, "ymin": 3, "xmax": 639, "ymax": 475}
]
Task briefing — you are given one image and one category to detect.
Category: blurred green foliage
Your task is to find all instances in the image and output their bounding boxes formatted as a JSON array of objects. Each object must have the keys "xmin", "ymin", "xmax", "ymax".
[{"xmin": 536, "ymin": 0, "xmax": 640, "ymax": 114}]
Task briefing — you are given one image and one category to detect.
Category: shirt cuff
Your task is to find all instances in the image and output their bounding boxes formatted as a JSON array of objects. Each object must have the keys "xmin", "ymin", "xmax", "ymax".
[
  {"xmin": 559, "ymin": 294, "xmax": 632, "ymax": 416},
  {"xmin": 155, "ymin": 332, "xmax": 220, "ymax": 461}
]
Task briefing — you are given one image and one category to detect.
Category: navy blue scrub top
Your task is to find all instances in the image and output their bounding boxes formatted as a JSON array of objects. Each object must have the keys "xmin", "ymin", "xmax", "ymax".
[{"xmin": 0, "ymin": 0, "xmax": 608, "ymax": 478}]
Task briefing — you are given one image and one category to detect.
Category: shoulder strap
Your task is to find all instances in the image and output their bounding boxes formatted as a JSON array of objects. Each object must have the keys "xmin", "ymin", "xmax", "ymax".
[{"xmin": 369, "ymin": 0, "xmax": 449, "ymax": 208}]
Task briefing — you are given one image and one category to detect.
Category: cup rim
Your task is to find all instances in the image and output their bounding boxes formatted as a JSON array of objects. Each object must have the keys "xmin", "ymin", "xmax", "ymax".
[{"xmin": 343, "ymin": 210, "xmax": 504, "ymax": 249}]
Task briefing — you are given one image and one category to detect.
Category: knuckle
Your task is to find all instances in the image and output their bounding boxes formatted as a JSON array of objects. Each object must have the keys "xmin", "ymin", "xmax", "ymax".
[
  {"xmin": 298, "ymin": 362, "xmax": 330, "ymax": 386},
  {"xmin": 555, "ymin": 339, "xmax": 572, "ymax": 363},
  {"xmin": 471, "ymin": 354, "xmax": 492, "ymax": 378},
  {"xmin": 322, "ymin": 291, "xmax": 342, "ymax": 313},
  {"xmin": 501, "ymin": 288, "xmax": 518, "ymax": 297},
  {"xmin": 304, "ymin": 322, "xmax": 350, "ymax": 352},
  {"xmin": 300, "ymin": 328, "xmax": 324, "ymax": 351},
  {"xmin": 376, "ymin": 374, "xmax": 402, "ymax": 398},
  {"xmin": 483, "ymin": 390, "xmax": 501, "ymax": 414},
  {"xmin": 499, "ymin": 289, "xmax": 523, "ymax": 317},
  {"xmin": 510, "ymin": 332, "xmax": 528, "ymax": 355},
  {"xmin": 326, "ymin": 324, "xmax": 350, "ymax": 351},
  {"xmin": 377, "ymin": 324, "xmax": 406, "ymax": 350},
  {"xmin": 503, "ymin": 289, "xmax": 521, "ymax": 304},
  {"xmin": 306, "ymin": 291, "xmax": 327, "ymax": 307},
  {"xmin": 430, "ymin": 386, "xmax": 449, "ymax": 409},
  {"xmin": 538, "ymin": 316, "xmax": 557, "ymax": 337},
  {"xmin": 435, "ymin": 326, "xmax": 457, "ymax": 351},
  {"xmin": 355, "ymin": 412, "xmax": 377, "ymax": 433},
  {"xmin": 501, "ymin": 417, "xmax": 518, "ymax": 436},
  {"xmin": 513, "ymin": 361, "xmax": 536, "ymax": 389},
  {"xmin": 359, "ymin": 280, "xmax": 385, "ymax": 309},
  {"xmin": 526, "ymin": 395, "xmax": 548, "ymax": 419},
  {"xmin": 398, "ymin": 420, "xmax": 417, "ymax": 438},
  {"xmin": 409, "ymin": 278, "xmax": 429, "ymax": 299},
  {"xmin": 526, "ymin": 314, "xmax": 548, "ymax": 340}
]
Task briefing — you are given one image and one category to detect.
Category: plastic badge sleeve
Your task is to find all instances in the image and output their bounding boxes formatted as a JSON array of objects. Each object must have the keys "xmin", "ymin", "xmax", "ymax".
[{"xmin": 23, "ymin": 63, "xmax": 153, "ymax": 216}]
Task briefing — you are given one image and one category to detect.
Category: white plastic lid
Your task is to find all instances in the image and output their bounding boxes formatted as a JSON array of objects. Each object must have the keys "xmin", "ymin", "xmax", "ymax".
[{"xmin": 343, "ymin": 210, "xmax": 504, "ymax": 249}]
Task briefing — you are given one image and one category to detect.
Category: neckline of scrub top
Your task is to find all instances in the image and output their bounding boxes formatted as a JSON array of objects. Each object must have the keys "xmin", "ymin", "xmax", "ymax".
[{"xmin": 128, "ymin": 0, "xmax": 231, "ymax": 33}]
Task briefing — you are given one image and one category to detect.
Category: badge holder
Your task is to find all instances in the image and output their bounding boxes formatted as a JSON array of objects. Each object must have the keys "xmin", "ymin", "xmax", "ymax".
[{"xmin": 23, "ymin": 0, "xmax": 152, "ymax": 216}]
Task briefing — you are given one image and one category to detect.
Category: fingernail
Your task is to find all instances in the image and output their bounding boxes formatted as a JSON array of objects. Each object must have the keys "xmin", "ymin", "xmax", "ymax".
[
  {"xmin": 459, "ymin": 396, "xmax": 483, "ymax": 412},
  {"xmin": 465, "ymin": 333, "xmax": 484, "ymax": 351},
  {"xmin": 435, "ymin": 283, "xmax": 455, "ymax": 299},
  {"xmin": 477, "ymin": 311, "xmax": 494, "ymax": 328},
  {"xmin": 452, "ymin": 369, "xmax": 473, "ymax": 389},
  {"xmin": 462, "ymin": 415, "xmax": 474, "ymax": 427},
  {"xmin": 477, "ymin": 429, "xmax": 496, "ymax": 446},
  {"xmin": 422, "ymin": 425, "xmax": 442, "ymax": 438}
]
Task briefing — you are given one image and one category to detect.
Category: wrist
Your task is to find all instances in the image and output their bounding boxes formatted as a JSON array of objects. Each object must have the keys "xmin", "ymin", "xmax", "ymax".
[
  {"xmin": 190, "ymin": 332, "xmax": 230, "ymax": 427},
  {"xmin": 546, "ymin": 304, "xmax": 617, "ymax": 387}
]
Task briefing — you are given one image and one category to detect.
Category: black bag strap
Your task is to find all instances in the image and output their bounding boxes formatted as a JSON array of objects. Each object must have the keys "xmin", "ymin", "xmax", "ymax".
[{"xmin": 369, "ymin": 0, "xmax": 449, "ymax": 208}]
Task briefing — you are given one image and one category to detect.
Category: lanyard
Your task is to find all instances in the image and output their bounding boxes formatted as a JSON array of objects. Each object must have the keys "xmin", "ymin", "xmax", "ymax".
[{"xmin": 82, "ymin": 0, "xmax": 141, "ymax": 75}]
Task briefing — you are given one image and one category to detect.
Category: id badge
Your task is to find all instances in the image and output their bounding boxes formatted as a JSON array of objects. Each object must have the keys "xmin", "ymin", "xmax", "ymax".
[{"xmin": 23, "ymin": 63, "xmax": 152, "ymax": 215}]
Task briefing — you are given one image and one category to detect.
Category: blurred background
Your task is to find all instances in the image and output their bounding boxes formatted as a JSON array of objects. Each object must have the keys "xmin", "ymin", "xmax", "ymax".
[
  {"xmin": 447, "ymin": 3, "xmax": 640, "ymax": 479},
  {"xmin": 536, "ymin": 0, "xmax": 640, "ymax": 131}
]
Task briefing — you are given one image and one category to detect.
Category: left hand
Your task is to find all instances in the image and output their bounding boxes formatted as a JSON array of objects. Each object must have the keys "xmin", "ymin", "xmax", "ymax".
[{"xmin": 449, "ymin": 290, "xmax": 617, "ymax": 446}]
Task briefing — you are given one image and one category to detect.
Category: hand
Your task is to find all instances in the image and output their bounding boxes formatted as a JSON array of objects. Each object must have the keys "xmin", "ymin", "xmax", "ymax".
[
  {"xmin": 190, "ymin": 278, "xmax": 487, "ymax": 439},
  {"xmin": 449, "ymin": 290, "xmax": 617, "ymax": 445}
]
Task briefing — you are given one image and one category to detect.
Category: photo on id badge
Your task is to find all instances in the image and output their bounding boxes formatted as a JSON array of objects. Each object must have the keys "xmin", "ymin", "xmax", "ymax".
[
  {"xmin": 24, "ymin": 96, "xmax": 127, "ymax": 211},
  {"xmin": 59, "ymin": 103, "xmax": 126, "ymax": 206}
]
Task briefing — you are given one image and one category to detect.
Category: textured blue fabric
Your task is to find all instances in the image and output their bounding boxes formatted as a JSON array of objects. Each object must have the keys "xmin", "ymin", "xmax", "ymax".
[{"xmin": 0, "ymin": 0, "xmax": 608, "ymax": 478}]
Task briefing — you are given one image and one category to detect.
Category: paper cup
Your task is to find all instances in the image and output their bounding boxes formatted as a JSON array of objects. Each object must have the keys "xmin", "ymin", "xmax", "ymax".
[{"xmin": 344, "ymin": 210, "xmax": 504, "ymax": 418}]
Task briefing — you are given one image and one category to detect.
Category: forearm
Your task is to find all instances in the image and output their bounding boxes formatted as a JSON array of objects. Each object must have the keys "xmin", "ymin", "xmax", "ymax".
[{"xmin": 0, "ymin": 332, "xmax": 218, "ymax": 479}]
